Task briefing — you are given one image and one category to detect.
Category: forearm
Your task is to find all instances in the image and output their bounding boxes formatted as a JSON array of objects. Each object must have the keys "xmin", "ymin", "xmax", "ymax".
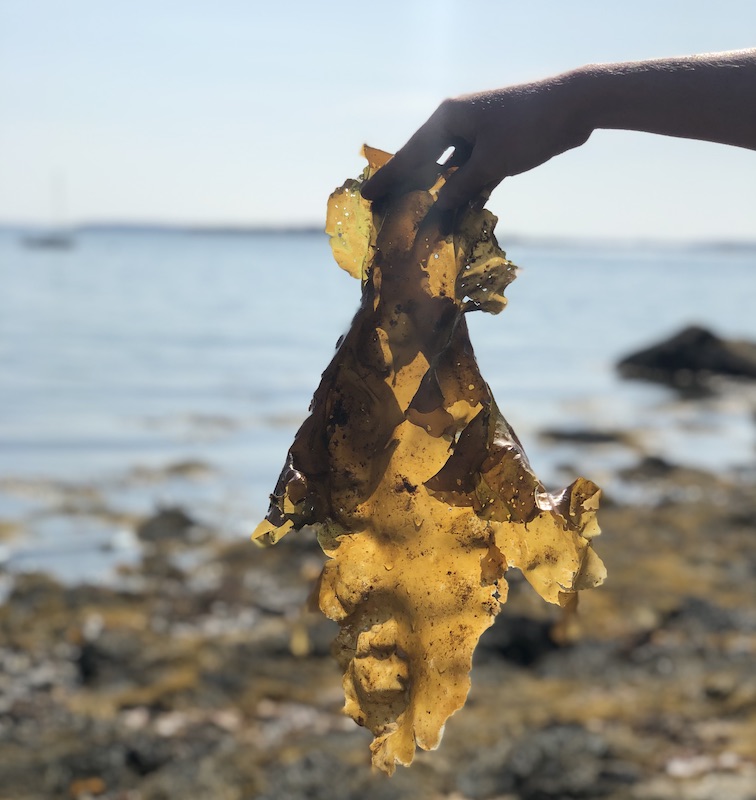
[
  {"xmin": 361, "ymin": 49, "xmax": 756, "ymax": 209},
  {"xmin": 568, "ymin": 50, "xmax": 756, "ymax": 150}
]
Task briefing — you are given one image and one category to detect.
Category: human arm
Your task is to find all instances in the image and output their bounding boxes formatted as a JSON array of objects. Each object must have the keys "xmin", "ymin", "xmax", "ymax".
[{"xmin": 361, "ymin": 49, "xmax": 756, "ymax": 210}]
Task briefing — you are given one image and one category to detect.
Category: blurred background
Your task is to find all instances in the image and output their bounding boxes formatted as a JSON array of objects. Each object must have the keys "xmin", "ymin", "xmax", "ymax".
[{"xmin": 0, "ymin": 2, "xmax": 755, "ymax": 799}]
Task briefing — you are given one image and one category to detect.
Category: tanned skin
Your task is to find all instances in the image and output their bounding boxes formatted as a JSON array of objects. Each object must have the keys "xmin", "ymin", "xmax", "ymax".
[{"xmin": 362, "ymin": 50, "xmax": 756, "ymax": 211}]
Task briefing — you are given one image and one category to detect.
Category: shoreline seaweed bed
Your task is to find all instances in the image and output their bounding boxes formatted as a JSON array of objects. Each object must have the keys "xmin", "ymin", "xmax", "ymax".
[{"xmin": 0, "ymin": 453, "xmax": 755, "ymax": 799}]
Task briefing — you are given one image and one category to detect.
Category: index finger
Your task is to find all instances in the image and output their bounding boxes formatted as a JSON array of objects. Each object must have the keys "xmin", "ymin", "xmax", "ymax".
[{"xmin": 361, "ymin": 118, "xmax": 451, "ymax": 201}]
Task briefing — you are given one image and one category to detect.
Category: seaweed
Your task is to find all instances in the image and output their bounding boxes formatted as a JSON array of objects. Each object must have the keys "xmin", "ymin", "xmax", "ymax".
[{"xmin": 253, "ymin": 147, "xmax": 605, "ymax": 774}]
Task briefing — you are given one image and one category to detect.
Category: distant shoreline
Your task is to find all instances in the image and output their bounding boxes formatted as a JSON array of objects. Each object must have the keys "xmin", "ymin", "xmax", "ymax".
[
  {"xmin": 0, "ymin": 221, "xmax": 325, "ymax": 237},
  {"xmin": 1, "ymin": 221, "xmax": 755, "ymax": 252}
]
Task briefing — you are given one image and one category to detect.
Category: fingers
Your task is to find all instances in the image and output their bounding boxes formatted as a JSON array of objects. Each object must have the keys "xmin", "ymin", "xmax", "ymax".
[
  {"xmin": 361, "ymin": 116, "xmax": 452, "ymax": 202},
  {"xmin": 360, "ymin": 101, "xmax": 498, "ymax": 212},
  {"xmin": 441, "ymin": 138, "xmax": 474, "ymax": 170},
  {"xmin": 435, "ymin": 150, "xmax": 504, "ymax": 211},
  {"xmin": 360, "ymin": 153, "xmax": 405, "ymax": 201}
]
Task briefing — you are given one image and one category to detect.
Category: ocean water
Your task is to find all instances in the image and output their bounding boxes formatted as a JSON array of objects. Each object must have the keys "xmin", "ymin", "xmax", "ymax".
[{"xmin": 1, "ymin": 227, "xmax": 755, "ymax": 579}]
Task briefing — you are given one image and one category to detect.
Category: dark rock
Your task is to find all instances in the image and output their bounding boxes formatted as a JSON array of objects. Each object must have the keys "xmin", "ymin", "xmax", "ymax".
[
  {"xmin": 540, "ymin": 428, "xmax": 628, "ymax": 445},
  {"xmin": 75, "ymin": 641, "xmax": 100, "ymax": 685},
  {"xmin": 254, "ymin": 733, "xmax": 443, "ymax": 800},
  {"xmin": 618, "ymin": 455, "xmax": 677, "ymax": 481},
  {"xmin": 137, "ymin": 507, "xmax": 195, "ymax": 544},
  {"xmin": 504, "ymin": 723, "xmax": 631, "ymax": 799},
  {"xmin": 663, "ymin": 596, "xmax": 756, "ymax": 635},
  {"xmin": 617, "ymin": 325, "xmax": 756, "ymax": 388},
  {"xmin": 477, "ymin": 614, "xmax": 561, "ymax": 666},
  {"xmin": 74, "ymin": 627, "xmax": 145, "ymax": 688},
  {"xmin": 125, "ymin": 741, "xmax": 173, "ymax": 776}
]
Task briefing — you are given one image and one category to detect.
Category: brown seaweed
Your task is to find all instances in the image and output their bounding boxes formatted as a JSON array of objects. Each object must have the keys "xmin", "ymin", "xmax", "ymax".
[{"xmin": 252, "ymin": 147, "xmax": 605, "ymax": 774}]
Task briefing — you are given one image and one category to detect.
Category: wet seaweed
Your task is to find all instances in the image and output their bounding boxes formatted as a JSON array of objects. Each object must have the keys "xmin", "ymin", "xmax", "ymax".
[{"xmin": 253, "ymin": 147, "xmax": 605, "ymax": 774}]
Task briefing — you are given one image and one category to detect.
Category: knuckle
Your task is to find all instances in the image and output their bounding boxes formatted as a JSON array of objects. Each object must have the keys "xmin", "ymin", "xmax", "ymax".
[{"xmin": 436, "ymin": 96, "xmax": 462, "ymax": 121}]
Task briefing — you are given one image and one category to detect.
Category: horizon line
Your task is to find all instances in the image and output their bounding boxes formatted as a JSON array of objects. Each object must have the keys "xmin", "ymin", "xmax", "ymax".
[{"xmin": 1, "ymin": 220, "xmax": 755, "ymax": 251}]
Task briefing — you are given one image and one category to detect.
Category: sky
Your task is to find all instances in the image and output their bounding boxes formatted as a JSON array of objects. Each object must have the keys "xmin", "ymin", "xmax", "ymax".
[{"xmin": 1, "ymin": 0, "xmax": 755, "ymax": 241}]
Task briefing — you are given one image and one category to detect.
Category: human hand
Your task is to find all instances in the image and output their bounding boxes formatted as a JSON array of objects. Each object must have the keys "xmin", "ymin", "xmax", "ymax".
[
  {"xmin": 361, "ymin": 75, "xmax": 592, "ymax": 210},
  {"xmin": 363, "ymin": 51, "xmax": 756, "ymax": 211}
]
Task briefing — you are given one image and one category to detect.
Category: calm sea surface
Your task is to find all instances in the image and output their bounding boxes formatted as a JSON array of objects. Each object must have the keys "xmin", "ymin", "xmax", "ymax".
[{"xmin": 1, "ymin": 228, "xmax": 754, "ymax": 579}]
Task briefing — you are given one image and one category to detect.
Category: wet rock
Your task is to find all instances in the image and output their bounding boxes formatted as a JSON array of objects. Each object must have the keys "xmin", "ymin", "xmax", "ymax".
[
  {"xmin": 75, "ymin": 641, "xmax": 100, "ymax": 685},
  {"xmin": 618, "ymin": 455, "xmax": 677, "ymax": 481},
  {"xmin": 125, "ymin": 738, "xmax": 174, "ymax": 776},
  {"xmin": 618, "ymin": 455, "xmax": 719, "ymax": 487},
  {"xmin": 504, "ymin": 723, "xmax": 635, "ymax": 799},
  {"xmin": 617, "ymin": 325, "xmax": 756, "ymax": 388},
  {"xmin": 127, "ymin": 460, "xmax": 218, "ymax": 486},
  {"xmin": 661, "ymin": 596, "xmax": 756, "ymax": 637},
  {"xmin": 136, "ymin": 507, "xmax": 196, "ymax": 544},
  {"xmin": 254, "ymin": 732, "xmax": 443, "ymax": 800},
  {"xmin": 540, "ymin": 428, "xmax": 630, "ymax": 445},
  {"xmin": 477, "ymin": 613, "xmax": 561, "ymax": 666}
]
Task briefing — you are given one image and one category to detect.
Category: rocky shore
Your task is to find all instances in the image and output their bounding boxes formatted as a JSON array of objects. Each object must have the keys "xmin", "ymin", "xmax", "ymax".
[{"xmin": 1, "ymin": 443, "xmax": 755, "ymax": 799}]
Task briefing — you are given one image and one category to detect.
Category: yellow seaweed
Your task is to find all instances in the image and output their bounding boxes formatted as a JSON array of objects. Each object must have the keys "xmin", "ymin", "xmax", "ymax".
[{"xmin": 253, "ymin": 148, "xmax": 605, "ymax": 774}]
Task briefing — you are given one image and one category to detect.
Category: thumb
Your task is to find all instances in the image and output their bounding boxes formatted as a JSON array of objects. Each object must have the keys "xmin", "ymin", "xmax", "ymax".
[{"xmin": 435, "ymin": 151, "xmax": 502, "ymax": 211}]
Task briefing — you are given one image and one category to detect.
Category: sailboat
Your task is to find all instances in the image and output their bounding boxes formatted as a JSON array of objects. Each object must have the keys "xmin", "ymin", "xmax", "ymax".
[
  {"xmin": 23, "ymin": 173, "xmax": 76, "ymax": 250},
  {"xmin": 23, "ymin": 230, "xmax": 74, "ymax": 249}
]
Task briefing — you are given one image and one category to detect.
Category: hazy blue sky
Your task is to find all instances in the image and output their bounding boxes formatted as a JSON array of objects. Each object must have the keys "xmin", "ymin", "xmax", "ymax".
[{"xmin": 1, "ymin": 0, "xmax": 754, "ymax": 240}]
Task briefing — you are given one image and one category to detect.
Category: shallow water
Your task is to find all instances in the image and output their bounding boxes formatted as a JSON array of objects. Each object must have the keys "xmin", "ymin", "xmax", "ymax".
[{"xmin": 1, "ymin": 227, "xmax": 754, "ymax": 577}]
